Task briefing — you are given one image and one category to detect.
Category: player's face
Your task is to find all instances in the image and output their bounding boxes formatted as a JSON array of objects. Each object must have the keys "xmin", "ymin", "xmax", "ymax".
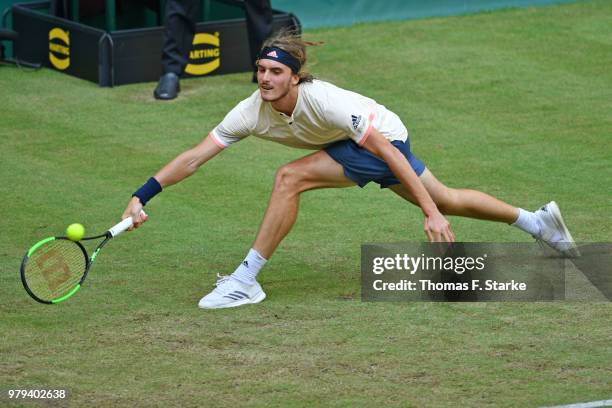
[{"xmin": 256, "ymin": 59, "xmax": 299, "ymax": 102}]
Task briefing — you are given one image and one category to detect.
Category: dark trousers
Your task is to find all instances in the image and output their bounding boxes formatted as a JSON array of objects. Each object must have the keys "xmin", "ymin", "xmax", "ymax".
[
  {"xmin": 161, "ymin": 0, "xmax": 200, "ymax": 75},
  {"xmin": 161, "ymin": 0, "xmax": 272, "ymax": 76},
  {"xmin": 244, "ymin": 0, "xmax": 273, "ymax": 71}
]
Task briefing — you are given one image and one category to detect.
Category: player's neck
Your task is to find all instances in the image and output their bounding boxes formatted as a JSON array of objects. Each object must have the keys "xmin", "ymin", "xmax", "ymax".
[{"xmin": 271, "ymin": 85, "xmax": 299, "ymax": 116}]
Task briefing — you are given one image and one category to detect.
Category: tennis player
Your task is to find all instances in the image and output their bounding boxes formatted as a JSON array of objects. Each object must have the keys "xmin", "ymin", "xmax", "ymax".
[{"xmin": 122, "ymin": 31, "xmax": 578, "ymax": 309}]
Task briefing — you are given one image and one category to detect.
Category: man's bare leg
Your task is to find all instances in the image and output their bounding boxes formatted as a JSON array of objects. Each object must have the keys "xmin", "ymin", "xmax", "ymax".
[
  {"xmin": 389, "ymin": 168, "xmax": 579, "ymax": 257},
  {"xmin": 253, "ymin": 150, "xmax": 355, "ymax": 258},
  {"xmin": 390, "ymin": 168, "xmax": 519, "ymax": 223},
  {"xmin": 198, "ymin": 150, "xmax": 355, "ymax": 309}
]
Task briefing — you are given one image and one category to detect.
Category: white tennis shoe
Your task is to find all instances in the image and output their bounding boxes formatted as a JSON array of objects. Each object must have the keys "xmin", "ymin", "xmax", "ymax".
[
  {"xmin": 198, "ymin": 274, "xmax": 266, "ymax": 309},
  {"xmin": 534, "ymin": 201, "xmax": 579, "ymax": 257}
]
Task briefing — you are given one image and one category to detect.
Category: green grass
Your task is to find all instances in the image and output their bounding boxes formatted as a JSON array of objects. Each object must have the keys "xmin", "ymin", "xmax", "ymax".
[{"xmin": 1, "ymin": 1, "xmax": 611, "ymax": 406}]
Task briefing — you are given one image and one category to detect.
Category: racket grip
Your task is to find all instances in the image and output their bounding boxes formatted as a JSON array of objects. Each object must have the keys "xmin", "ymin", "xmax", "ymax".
[
  {"xmin": 109, "ymin": 210, "xmax": 147, "ymax": 237},
  {"xmin": 109, "ymin": 218, "xmax": 133, "ymax": 237}
]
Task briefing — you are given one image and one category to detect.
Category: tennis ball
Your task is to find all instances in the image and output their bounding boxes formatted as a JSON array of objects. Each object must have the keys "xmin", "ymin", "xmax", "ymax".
[{"xmin": 66, "ymin": 223, "xmax": 85, "ymax": 241}]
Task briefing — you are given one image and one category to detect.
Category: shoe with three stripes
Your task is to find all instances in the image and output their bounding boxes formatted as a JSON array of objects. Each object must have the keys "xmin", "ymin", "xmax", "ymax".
[
  {"xmin": 534, "ymin": 201, "xmax": 580, "ymax": 258},
  {"xmin": 198, "ymin": 274, "xmax": 266, "ymax": 309}
]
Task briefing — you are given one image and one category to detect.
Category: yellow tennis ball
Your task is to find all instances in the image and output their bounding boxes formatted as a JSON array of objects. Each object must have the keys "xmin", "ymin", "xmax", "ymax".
[{"xmin": 66, "ymin": 223, "xmax": 85, "ymax": 241}]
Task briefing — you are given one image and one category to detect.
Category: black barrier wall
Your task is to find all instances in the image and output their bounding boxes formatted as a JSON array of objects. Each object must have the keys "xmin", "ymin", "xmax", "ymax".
[{"xmin": 12, "ymin": 1, "xmax": 299, "ymax": 86}]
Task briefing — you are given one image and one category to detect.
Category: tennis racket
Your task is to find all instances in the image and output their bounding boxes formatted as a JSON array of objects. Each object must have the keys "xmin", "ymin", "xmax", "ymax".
[{"xmin": 20, "ymin": 212, "xmax": 145, "ymax": 304}]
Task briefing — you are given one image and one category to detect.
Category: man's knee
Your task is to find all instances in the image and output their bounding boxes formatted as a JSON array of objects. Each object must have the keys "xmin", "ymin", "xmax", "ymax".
[{"xmin": 273, "ymin": 163, "xmax": 305, "ymax": 193}]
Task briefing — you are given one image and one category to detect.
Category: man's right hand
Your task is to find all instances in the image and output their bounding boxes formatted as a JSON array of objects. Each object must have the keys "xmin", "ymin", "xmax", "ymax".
[
  {"xmin": 122, "ymin": 196, "xmax": 148, "ymax": 231},
  {"xmin": 424, "ymin": 212, "xmax": 455, "ymax": 242}
]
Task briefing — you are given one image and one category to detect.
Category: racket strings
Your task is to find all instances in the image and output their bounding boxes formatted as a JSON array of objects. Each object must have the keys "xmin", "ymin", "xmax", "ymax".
[{"xmin": 24, "ymin": 240, "xmax": 87, "ymax": 301}]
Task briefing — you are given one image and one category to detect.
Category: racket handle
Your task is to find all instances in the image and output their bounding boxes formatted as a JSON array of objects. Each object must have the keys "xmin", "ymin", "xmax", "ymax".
[{"xmin": 108, "ymin": 210, "xmax": 147, "ymax": 237}]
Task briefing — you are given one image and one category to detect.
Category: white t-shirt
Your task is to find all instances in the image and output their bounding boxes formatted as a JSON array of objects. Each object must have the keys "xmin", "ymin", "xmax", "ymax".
[{"xmin": 211, "ymin": 79, "xmax": 408, "ymax": 150}]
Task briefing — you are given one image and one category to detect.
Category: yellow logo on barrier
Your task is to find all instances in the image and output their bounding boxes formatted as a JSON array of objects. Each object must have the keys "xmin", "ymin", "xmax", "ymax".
[
  {"xmin": 185, "ymin": 32, "xmax": 220, "ymax": 76},
  {"xmin": 49, "ymin": 27, "xmax": 70, "ymax": 70}
]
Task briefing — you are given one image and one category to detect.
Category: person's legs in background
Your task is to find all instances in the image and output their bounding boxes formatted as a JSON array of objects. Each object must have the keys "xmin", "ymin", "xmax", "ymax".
[
  {"xmin": 245, "ymin": 0, "xmax": 273, "ymax": 82},
  {"xmin": 154, "ymin": 0, "xmax": 200, "ymax": 100},
  {"xmin": 154, "ymin": 0, "xmax": 274, "ymax": 98}
]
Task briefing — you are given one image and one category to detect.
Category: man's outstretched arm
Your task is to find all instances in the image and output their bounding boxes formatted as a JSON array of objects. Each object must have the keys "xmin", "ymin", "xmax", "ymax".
[
  {"xmin": 122, "ymin": 134, "xmax": 224, "ymax": 228},
  {"xmin": 361, "ymin": 128, "xmax": 454, "ymax": 242}
]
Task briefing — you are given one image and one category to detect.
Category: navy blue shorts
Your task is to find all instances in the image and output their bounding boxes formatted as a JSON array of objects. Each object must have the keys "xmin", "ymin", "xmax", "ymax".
[{"xmin": 324, "ymin": 138, "xmax": 426, "ymax": 188}]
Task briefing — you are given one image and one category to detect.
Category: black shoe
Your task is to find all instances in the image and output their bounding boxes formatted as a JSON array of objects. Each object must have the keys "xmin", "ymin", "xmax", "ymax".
[{"xmin": 154, "ymin": 72, "xmax": 180, "ymax": 100}]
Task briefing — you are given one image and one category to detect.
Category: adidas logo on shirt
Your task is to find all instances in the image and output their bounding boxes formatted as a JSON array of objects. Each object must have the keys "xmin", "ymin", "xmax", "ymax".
[{"xmin": 351, "ymin": 114, "xmax": 362, "ymax": 130}]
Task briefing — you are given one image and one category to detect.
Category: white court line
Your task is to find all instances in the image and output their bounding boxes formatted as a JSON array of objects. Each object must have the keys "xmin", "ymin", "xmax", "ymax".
[{"xmin": 540, "ymin": 400, "xmax": 612, "ymax": 408}]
